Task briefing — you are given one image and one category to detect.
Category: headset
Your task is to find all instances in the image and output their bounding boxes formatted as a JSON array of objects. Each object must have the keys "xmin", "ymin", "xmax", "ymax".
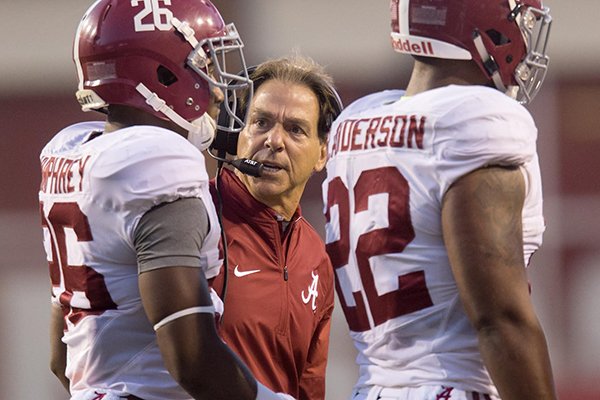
[
  {"xmin": 208, "ymin": 66, "xmax": 260, "ymax": 176},
  {"xmin": 208, "ymin": 66, "xmax": 343, "ymax": 322}
]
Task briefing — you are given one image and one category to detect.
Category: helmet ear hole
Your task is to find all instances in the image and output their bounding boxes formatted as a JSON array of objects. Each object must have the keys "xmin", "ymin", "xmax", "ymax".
[
  {"xmin": 157, "ymin": 65, "xmax": 178, "ymax": 87},
  {"xmin": 485, "ymin": 29, "xmax": 511, "ymax": 46}
]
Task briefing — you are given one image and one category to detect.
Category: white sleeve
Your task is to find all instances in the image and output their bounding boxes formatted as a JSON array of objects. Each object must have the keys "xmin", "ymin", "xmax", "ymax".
[
  {"xmin": 432, "ymin": 92, "xmax": 538, "ymax": 198},
  {"xmin": 87, "ymin": 128, "xmax": 209, "ymax": 220}
]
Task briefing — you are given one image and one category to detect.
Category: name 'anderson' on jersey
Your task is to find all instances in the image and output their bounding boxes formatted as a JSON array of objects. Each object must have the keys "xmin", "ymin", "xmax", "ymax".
[{"xmin": 330, "ymin": 112, "xmax": 427, "ymax": 157}]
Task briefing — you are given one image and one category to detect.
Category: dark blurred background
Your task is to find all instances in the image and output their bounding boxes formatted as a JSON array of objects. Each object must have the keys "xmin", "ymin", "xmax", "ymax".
[{"xmin": 1, "ymin": 1, "xmax": 599, "ymax": 399}]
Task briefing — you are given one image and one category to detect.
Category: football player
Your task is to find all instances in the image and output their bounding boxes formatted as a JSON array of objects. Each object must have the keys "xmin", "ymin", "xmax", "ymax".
[
  {"xmin": 322, "ymin": 0, "xmax": 557, "ymax": 399},
  {"xmin": 39, "ymin": 0, "xmax": 292, "ymax": 399}
]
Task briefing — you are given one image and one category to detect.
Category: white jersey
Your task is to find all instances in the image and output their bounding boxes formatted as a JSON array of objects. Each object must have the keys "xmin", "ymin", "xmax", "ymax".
[
  {"xmin": 39, "ymin": 121, "xmax": 221, "ymax": 400},
  {"xmin": 322, "ymin": 85, "xmax": 544, "ymax": 396}
]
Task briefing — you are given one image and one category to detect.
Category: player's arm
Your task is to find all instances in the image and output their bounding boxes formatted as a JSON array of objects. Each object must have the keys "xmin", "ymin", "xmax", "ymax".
[
  {"xmin": 141, "ymin": 266, "xmax": 260, "ymax": 399},
  {"xmin": 441, "ymin": 166, "xmax": 557, "ymax": 400},
  {"xmin": 49, "ymin": 302, "xmax": 70, "ymax": 392},
  {"xmin": 136, "ymin": 198, "xmax": 294, "ymax": 400}
]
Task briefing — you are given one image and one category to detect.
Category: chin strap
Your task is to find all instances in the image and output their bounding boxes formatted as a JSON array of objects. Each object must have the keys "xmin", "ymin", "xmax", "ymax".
[
  {"xmin": 472, "ymin": 30, "xmax": 507, "ymax": 94},
  {"xmin": 136, "ymin": 82, "xmax": 215, "ymax": 150},
  {"xmin": 171, "ymin": 17, "xmax": 199, "ymax": 47}
]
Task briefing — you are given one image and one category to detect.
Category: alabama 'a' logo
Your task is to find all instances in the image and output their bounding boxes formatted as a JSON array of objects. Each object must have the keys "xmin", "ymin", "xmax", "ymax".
[
  {"xmin": 436, "ymin": 387, "xmax": 454, "ymax": 400},
  {"xmin": 302, "ymin": 270, "xmax": 319, "ymax": 312}
]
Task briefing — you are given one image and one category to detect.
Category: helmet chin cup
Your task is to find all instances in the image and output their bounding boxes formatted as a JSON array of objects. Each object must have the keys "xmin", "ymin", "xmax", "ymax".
[{"xmin": 187, "ymin": 113, "xmax": 217, "ymax": 151}]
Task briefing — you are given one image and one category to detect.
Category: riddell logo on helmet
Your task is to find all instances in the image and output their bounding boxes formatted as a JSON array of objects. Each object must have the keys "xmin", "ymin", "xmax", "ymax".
[
  {"xmin": 393, "ymin": 38, "xmax": 435, "ymax": 55},
  {"xmin": 77, "ymin": 94, "xmax": 95, "ymax": 106}
]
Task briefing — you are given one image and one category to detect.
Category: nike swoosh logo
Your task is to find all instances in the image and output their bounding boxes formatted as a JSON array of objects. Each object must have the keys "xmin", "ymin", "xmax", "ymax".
[{"xmin": 233, "ymin": 265, "xmax": 261, "ymax": 277}]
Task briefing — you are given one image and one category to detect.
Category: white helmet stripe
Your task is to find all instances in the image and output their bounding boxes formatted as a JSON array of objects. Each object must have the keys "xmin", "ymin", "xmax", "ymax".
[
  {"xmin": 74, "ymin": 0, "xmax": 103, "ymax": 92},
  {"xmin": 399, "ymin": 0, "xmax": 410, "ymax": 35},
  {"xmin": 73, "ymin": 17, "xmax": 86, "ymax": 92}
]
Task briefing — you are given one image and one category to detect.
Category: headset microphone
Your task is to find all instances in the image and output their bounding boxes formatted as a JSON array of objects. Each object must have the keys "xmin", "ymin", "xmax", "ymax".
[
  {"xmin": 207, "ymin": 150, "xmax": 264, "ymax": 177},
  {"xmin": 229, "ymin": 158, "xmax": 264, "ymax": 177}
]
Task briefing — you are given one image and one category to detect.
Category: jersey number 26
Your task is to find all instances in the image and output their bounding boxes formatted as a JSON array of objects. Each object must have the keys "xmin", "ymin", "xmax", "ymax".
[{"xmin": 41, "ymin": 202, "xmax": 117, "ymax": 327}]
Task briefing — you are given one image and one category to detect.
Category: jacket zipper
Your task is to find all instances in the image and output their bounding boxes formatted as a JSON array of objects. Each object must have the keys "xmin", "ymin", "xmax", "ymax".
[{"xmin": 276, "ymin": 217, "xmax": 289, "ymax": 335}]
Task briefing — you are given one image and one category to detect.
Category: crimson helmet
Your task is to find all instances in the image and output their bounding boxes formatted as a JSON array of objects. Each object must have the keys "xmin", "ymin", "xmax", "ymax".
[
  {"xmin": 390, "ymin": 0, "xmax": 552, "ymax": 104},
  {"xmin": 74, "ymin": 0, "xmax": 252, "ymax": 149}
]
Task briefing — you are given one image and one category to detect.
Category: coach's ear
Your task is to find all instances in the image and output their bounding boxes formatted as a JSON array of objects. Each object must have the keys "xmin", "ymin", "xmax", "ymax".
[{"xmin": 314, "ymin": 140, "xmax": 327, "ymax": 173}]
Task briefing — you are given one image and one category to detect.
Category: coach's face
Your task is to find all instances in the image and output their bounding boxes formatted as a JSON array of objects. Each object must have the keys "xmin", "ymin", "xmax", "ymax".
[{"xmin": 236, "ymin": 79, "xmax": 326, "ymax": 219}]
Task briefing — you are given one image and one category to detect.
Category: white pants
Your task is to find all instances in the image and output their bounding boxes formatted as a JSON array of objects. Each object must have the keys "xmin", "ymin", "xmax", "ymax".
[{"xmin": 352, "ymin": 385, "xmax": 500, "ymax": 400}]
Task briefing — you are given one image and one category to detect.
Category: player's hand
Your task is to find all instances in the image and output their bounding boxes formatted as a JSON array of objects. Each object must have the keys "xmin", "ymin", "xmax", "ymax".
[
  {"xmin": 276, "ymin": 394, "xmax": 295, "ymax": 400},
  {"xmin": 210, "ymin": 287, "xmax": 224, "ymax": 325},
  {"xmin": 256, "ymin": 382, "xmax": 296, "ymax": 400},
  {"xmin": 209, "ymin": 287, "xmax": 224, "ymax": 315}
]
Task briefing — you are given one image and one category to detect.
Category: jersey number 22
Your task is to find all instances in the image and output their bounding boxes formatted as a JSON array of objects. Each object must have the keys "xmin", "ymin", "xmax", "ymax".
[{"xmin": 325, "ymin": 166, "xmax": 433, "ymax": 332}]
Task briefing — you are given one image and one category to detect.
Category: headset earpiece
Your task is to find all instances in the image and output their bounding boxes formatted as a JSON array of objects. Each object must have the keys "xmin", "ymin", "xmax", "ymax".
[
  {"xmin": 213, "ymin": 66, "xmax": 258, "ymax": 156},
  {"xmin": 213, "ymin": 103, "xmax": 243, "ymax": 156},
  {"xmin": 209, "ymin": 66, "xmax": 263, "ymax": 177},
  {"xmin": 210, "ymin": 123, "xmax": 239, "ymax": 156}
]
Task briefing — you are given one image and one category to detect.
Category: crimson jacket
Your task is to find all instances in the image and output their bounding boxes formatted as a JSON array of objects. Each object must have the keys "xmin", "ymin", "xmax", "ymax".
[{"xmin": 209, "ymin": 168, "xmax": 334, "ymax": 400}]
